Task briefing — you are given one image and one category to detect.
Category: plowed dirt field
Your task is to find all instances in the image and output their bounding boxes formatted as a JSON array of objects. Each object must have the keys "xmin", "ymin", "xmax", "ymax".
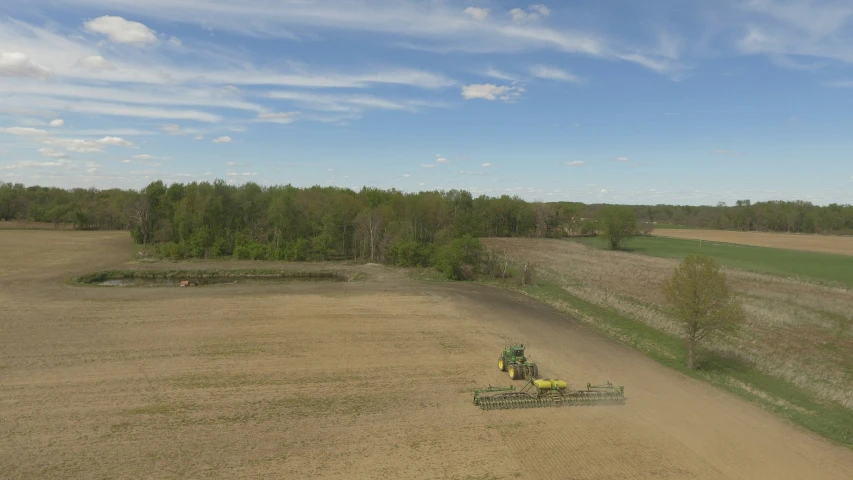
[
  {"xmin": 654, "ymin": 229, "xmax": 853, "ymax": 256},
  {"xmin": 2, "ymin": 230, "xmax": 852, "ymax": 479}
]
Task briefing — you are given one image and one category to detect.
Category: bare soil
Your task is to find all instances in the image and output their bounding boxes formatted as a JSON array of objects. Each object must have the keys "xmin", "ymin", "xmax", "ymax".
[
  {"xmin": 655, "ymin": 228, "xmax": 853, "ymax": 256},
  {"xmin": 2, "ymin": 230, "xmax": 853, "ymax": 479}
]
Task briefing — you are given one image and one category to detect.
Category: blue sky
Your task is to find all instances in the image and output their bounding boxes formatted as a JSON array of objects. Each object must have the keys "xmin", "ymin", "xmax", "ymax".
[{"xmin": 1, "ymin": 0, "xmax": 852, "ymax": 205}]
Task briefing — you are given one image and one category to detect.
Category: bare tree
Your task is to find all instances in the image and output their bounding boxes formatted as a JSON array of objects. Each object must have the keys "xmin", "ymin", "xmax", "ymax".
[
  {"xmin": 354, "ymin": 207, "xmax": 385, "ymax": 261},
  {"xmin": 664, "ymin": 255, "xmax": 744, "ymax": 369},
  {"xmin": 126, "ymin": 195, "xmax": 151, "ymax": 246},
  {"xmin": 532, "ymin": 202, "xmax": 556, "ymax": 237}
]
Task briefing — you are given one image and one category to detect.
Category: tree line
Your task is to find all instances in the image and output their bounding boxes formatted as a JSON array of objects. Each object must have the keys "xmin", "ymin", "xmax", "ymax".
[
  {"xmin": 622, "ymin": 200, "xmax": 853, "ymax": 234},
  {"xmin": 2, "ymin": 182, "xmax": 851, "ymax": 263}
]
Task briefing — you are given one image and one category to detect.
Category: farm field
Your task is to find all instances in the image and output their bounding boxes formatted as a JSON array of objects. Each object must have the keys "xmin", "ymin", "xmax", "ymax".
[
  {"xmin": 569, "ymin": 235, "xmax": 853, "ymax": 286},
  {"xmin": 0, "ymin": 220, "xmax": 73, "ymax": 230},
  {"xmin": 485, "ymin": 237, "xmax": 853, "ymax": 446},
  {"xmin": 3, "ymin": 231, "xmax": 853, "ymax": 479},
  {"xmin": 654, "ymin": 228, "xmax": 853, "ymax": 256}
]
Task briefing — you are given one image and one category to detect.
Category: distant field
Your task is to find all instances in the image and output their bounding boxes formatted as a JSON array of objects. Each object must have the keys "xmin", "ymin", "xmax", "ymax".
[
  {"xmin": 648, "ymin": 223, "xmax": 699, "ymax": 230},
  {"xmin": 0, "ymin": 221, "xmax": 72, "ymax": 230},
  {"xmin": 654, "ymin": 228, "xmax": 853, "ymax": 256},
  {"xmin": 569, "ymin": 236, "xmax": 853, "ymax": 287}
]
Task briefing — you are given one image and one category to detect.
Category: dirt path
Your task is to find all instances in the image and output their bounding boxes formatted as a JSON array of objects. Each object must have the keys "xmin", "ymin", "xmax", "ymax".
[
  {"xmin": 2, "ymin": 231, "xmax": 852, "ymax": 479},
  {"xmin": 654, "ymin": 228, "xmax": 853, "ymax": 256}
]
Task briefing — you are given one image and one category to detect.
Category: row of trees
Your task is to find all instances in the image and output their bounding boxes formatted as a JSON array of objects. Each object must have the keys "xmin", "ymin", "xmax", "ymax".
[
  {"xmin": 3, "ymin": 181, "xmax": 851, "ymax": 264},
  {"xmin": 624, "ymin": 200, "xmax": 853, "ymax": 234}
]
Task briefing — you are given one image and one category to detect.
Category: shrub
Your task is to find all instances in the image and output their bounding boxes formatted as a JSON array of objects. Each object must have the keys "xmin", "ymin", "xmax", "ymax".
[{"xmin": 433, "ymin": 235, "xmax": 483, "ymax": 280}]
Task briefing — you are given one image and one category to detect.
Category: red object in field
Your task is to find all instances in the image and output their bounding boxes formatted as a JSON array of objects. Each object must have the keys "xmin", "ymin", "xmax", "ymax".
[{"xmin": 180, "ymin": 280, "xmax": 190, "ymax": 287}]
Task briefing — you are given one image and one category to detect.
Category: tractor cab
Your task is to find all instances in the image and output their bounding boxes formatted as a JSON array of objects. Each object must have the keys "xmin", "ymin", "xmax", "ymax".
[
  {"xmin": 506, "ymin": 344, "xmax": 526, "ymax": 362},
  {"xmin": 498, "ymin": 343, "xmax": 538, "ymax": 380},
  {"xmin": 509, "ymin": 345, "xmax": 525, "ymax": 362}
]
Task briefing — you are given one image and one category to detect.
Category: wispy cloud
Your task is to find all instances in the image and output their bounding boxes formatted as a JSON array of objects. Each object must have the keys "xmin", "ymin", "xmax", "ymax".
[
  {"xmin": 529, "ymin": 65, "xmax": 582, "ymax": 83},
  {"xmin": 463, "ymin": 7, "xmax": 489, "ymax": 22},
  {"xmin": 461, "ymin": 83, "xmax": 525, "ymax": 101},
  {"xmin": 0, "ymin": 127, "xmax": 48, "ymax": 136},
  {"xmin": 213, "ymin": 136, "xmax": 232, "ymax": 143},
  {"xmin": 565, "ymin": 161, "xmax": 585, "ymax": 166}
]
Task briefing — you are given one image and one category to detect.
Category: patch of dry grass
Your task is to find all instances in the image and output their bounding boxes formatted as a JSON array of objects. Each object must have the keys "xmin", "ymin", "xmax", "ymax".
[{"xmin": 485, "ymin": 238, "xmax": 853, "ymax": 409}]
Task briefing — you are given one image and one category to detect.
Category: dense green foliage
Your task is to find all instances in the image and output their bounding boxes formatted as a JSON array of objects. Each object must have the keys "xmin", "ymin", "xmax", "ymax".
[
  {"xmin": 569, "ymin": 236, "xmax": 853, "ymax": 286},
  {"xmin": 597, "ymin": 205, "xmax": 637, "ymax": 250},
  {"xmin": 623, "ymin": 200, "xmax": 853, "ymax": 234},
  {"xmin": 0, "ymin": 181, "xmax": 589, "ymax": 279}
]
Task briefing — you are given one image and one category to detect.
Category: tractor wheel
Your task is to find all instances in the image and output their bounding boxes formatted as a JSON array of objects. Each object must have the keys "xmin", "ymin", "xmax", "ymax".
[
  {"xmin": 509, "ymin": 365, "xmax": 520, "ymax": 380},
  {"xmin": 507, "ymin": 365, "xmax": 515, "ymax": 379},
  {"xmin": 530, "ymin": 363, "xmax": 539, "ymax": 379},
  {"xmin": 498, "ymin": 357, "xmax": 506, "ymax": 372}
]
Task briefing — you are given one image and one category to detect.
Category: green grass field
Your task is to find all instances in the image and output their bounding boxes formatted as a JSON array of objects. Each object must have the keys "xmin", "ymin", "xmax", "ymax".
[{"xmin": 568, "ymin": 236, "xmax": 853, "ymax": 287}]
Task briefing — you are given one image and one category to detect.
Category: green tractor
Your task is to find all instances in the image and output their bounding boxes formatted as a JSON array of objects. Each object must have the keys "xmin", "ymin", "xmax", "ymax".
[{"xmin": 497, "ymin": 344, "xmax": 539, "ymax": 380}]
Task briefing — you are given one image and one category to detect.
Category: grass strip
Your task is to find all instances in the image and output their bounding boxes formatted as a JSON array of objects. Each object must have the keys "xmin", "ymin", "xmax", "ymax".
[{"xmin": 485, "ymin": 275, "xmax": 853, "ymax": 449}]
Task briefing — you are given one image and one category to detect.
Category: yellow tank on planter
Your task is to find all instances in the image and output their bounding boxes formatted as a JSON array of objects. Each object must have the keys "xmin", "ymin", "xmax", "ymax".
[{"xmin": 533, "ymin": 379, "xmax": 568, "ymax": 390}]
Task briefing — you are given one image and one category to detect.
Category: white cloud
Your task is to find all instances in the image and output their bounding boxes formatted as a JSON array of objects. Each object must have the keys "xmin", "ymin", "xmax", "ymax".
[
  {"xmin": 435, "ymin": 155, "xmax": 450, "ymax": 164},
  {"xmin": 193, "ymin": 135, "xmax": 205, "ymax": 140},
  {"xmin": 1, "ymin": 95, "xmax": 223, "ymax": 123},
  {"xmin": 17, "ymin": 159, "xmax": 73, "ymax": 168},
  {"xmin": 257, "ymin": 112, "xmax": 301, "ymax": 124},
  {"xmin": 73, "ymin": 55, "xmax": 116, "ymax": 72},
  {"xmin": 403, "ymin": 173, "xmax": 411, "ymax": 177},
  {"xmin": 616, "ymin": 156, "xmax": 629, "ymax": 161},
  {"xmin": 0, "ymin": 127, "xmax": 48, "ymax": 136},
  {"xmin": 226, "ymin": 161, "xmax": 243, "ymax": 166},
  {"xmin": 265, "ymin": 91, "xmax": 440, "ymax": 117},
  {"xmin": 0, "ymin": 52, "xmax": 53, "ymax": 79},
  {"xmin": 49, "ymin": 119, "xmax": 65, "ymax": 127},
  {"xmin": 40, "ymin": 138, "xmax": 103, "ymax": 153},
  {"xmin": 37, "ymin": 148, "xmax": 69, "ymax": 159},
  {"xmin": 530, "ymin": 65, "xmax": 582, "ymax": 83},
  {"xmin": 463, "ymin": 7, "xmax": 489, "ymax": 21},
  {"xmin": 0, "ymin": 6, "xmax": 684, "ymax": 82},
  {"xmin": 213, "ymin": 136, "xmax": 232, "ymax": 143},
  {"xmin": 133, "ymin": 154, "xmax": 152, "ymax": 160},
  {"xmin": 420, "ymin": 164, "xmax": 436, "ymax": 168},
  {"xmin": 482, "ymin": 163, "xmax": 492, "ymax": 167},
  {"xmin": 461, "ymin": 83, "xmax": 525, "ymax": 101},
  {"xmin": 160, "ymin": 124, "xmax": 184, "ymax": 135},
  {"xmin": 565, "ymin": 161, "xmax": 585, "ymax": 166},
  {"xmin": 84, "ymin": 16, "xmax": 158, "ymax": 45},
  {"xmin": 169, "ymin": 36, "xmax": 182, "ymax": 47},
  {"xmin": 97, "ymin": 136, "xmax": 136, "ymax": 147},
  {"xmin": 509, "ymin": 5, "xmax": 551, "ymax": 22},
  {"xmin": 226, "ymin": 172, "xmax": 257, "ymax": 177},
  {"xmin": 600, "ymin": 189, "xmax": 608, "ymax": 193}
]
